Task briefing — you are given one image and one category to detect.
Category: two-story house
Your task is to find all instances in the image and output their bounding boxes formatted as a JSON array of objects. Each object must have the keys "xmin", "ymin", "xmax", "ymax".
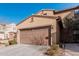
[{"xmin": 17, "ymin": 6, "xmax": 79, "ymax": 46}]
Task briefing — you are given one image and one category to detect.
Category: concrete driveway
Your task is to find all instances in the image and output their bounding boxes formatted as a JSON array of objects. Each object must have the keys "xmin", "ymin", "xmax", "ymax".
[
  {"xmin": 0, "ymin": 44, "xmax": 48, "ymax": 56},
  {"xmin": 64, "ymin": 44, "xmax": 79, "ymax": 56}
]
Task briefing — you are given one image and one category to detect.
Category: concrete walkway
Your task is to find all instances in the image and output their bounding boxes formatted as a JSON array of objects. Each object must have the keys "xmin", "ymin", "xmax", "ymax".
[
  {"xmin": 64, "ymin": 44, "xmax": 79, "ymax": 56},
  {"xmin": 0, "ymin": 44, "xmax": 48, "ymax": 56}
]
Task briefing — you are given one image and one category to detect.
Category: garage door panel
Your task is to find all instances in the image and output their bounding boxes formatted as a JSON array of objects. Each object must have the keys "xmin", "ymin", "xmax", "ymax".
[{"xmin": 20, "ymin": 27, "xmax": 50, "ymax": 45}]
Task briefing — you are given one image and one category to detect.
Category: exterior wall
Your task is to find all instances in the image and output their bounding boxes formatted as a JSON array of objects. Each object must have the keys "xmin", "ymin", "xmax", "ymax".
[
  {"xmin": 9, "ymin": 32, "xmax": 16, "ymax": 40},
  {"xmin": 32, "ymin": 17, "xmax": 56, "ymax": 33},
  {"xmin": 17, "ymin": 17, "xmax": 32, "ymax": 29},
  {"xmin": 0, "ymin": 23, "xmax": 17, "ymax": 40},
  {"xmin": 37, "ymin": 10, "xmax": 74, "ymax": 20},
  {"xmin": 17, "ymin": 30, "xmax": 20, "ymax": 44},
  {"xmin": 17, "ymin": 16, "xmax": 57, "ymax": 33},
  {"xmin": 0, "ymin": 25, "xmax": 5, "ymax": 40},
  {"xmin": 6, "ymin": 23, "xmax": 17, "ymax": 33},
  {"xmin": 0, "ymin": 24, "xmax": 6, "ymax": 30},
  {"xmin": 55, "ymin": 11, "xmax": 72, "ymax": 19},
  {"xmin": 17, "ymin": 16, "xmax": 57, "ymax": 45},
  {"xmin": 36, "ymin": 10, "xmax": 54, "ymax": 16},
  {"xmin": 56, "ymin": 21, "xmax": 60, "ymax": 44},
  {"xmin": 0, "ymin": 33, "xmax": 5, "ymax": 40}
]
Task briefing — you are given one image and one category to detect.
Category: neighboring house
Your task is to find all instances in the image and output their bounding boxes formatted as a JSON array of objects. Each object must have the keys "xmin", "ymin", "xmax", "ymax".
[
  {"xmin": 0, "ymin": 24, "xmax": 6, "ymax": 40},
  {"xmin": 0, "ymin": 23, "xmax": 17, "ymax": 40},
  {"xmin": 16, "ymin": 6, "xmax": 79, "ymax": 46}
]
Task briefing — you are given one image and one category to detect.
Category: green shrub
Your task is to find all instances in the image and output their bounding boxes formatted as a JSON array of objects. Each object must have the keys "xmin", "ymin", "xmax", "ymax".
[
  {"xmin": 9, "ymin": 39, "xmax": 17, "ymax": 45},
  {"xmin": 0, "ymin": 40, "xmax": 9, "ymax": 46},
  {"xmin": 3, "ymin": 43, "xmax": 9, "ymax": 46}
]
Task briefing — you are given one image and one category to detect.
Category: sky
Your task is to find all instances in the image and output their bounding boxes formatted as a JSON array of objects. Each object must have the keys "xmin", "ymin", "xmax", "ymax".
[{"xmin": 0, "ymin": 3, "xmax": 79, "ymax": 24}]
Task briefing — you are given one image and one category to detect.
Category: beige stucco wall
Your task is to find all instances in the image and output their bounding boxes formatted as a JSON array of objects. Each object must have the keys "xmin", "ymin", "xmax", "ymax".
[
  {"xmin": 17, "ymin": 16, "xmax": 57, "ymax": 44},
  {"xmin": 56, "ymin": 21, "xmax": 60, "ymax": 44},
  {"xmin": 17, "ymin": 30, "xmax": 20, "ymax": 44},
  {"xmin": 36, "ymin": 10, "xmax": 74, "ymax": 19},
  {"xmin": 55, "ymin": 11, "xmax": 72, "ymax": 19},
  {"xmin": 17, "ymin": 10, "xmax": 74, "ymax": 31},
  {"xmin": 17, "ymin": 17, "xmax": 32, "ymax": 29},
  {"xmin": 36, "ymin": 10, "xmax": 54, "ymax": 16},
  {"xmin": 17, "ymin": 16, "xmax": 57, "ymax": 33},
  {"xmin": 33, "ymin": 17, "xmax": 56, "ymax": 33}
]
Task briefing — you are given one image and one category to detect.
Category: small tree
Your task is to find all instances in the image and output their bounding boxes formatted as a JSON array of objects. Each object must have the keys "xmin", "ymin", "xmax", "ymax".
[
  {"xmin": 63, "ymin": 17, "xmax": 73, "ymax": 29},
  {"xmin": 63, "ymin": 12, "xmax": 79, "ymax": 43}
]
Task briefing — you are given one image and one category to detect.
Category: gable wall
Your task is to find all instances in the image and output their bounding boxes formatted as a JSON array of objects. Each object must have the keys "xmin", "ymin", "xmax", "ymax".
[
  {"xmin": 17, "ymin": 17, "xmax": 32, "ymax": 29},
  {"xmin": 17, "ymin": 16, "xmax": 57, "ymax": 33},
  {"xmin": 33, "ymin": 17, "xmax": 56, "ymax": 33}
]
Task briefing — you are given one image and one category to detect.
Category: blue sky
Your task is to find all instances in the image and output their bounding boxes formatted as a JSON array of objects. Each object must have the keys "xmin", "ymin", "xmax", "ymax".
[{"xmin": 0, "ymin": 3, "xmax": 79, "ymax": 24}]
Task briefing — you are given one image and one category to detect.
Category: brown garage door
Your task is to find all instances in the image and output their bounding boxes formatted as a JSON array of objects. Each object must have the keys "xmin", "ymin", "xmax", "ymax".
[{"xmin": 20, "ymin": 26, "xmax": 51, "ymax": 45}]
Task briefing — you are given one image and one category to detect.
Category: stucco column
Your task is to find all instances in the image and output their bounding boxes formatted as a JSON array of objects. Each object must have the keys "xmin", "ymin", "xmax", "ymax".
[{"xmin": 17, "ymin": 30, "xmax": 20, "ymax": 44}]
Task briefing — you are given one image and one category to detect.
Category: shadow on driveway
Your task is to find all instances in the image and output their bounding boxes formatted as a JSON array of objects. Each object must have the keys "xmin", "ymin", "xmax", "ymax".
[{"xmin": 64, "ymin": 44, "xmax": 79, "ymax": 56}]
